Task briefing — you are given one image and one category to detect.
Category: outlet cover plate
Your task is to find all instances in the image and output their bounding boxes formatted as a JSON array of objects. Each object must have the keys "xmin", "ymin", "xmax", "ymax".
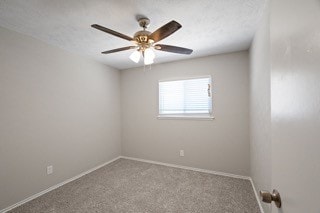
[{"xmin": 47, "ymin": 165, "xmax": 53, "ymax": 175}]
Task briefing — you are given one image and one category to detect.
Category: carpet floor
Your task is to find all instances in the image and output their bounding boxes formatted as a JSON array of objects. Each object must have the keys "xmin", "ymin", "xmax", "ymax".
[{"xmin": 8, "ymin": 159, "xmax": 260, "ymax": 213}]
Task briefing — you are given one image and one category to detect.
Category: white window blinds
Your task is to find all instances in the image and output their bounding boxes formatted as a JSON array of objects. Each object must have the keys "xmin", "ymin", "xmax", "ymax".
[{"xmin": 159, "ymin": 77, "xmax": 212, "ymax": 116}]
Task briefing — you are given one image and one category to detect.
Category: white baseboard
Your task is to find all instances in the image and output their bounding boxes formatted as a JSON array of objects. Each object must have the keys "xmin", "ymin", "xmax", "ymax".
[
  {"xmin": 0, "ymin": 156, "xmax": 121, "ymax": 213},
  {"xmin": 249, "ymin": 178, "xmax": 265, "ymax": 213},
  {"xmin": 120, "ymin": 156, "xmax": 251, "ymax": 180}
]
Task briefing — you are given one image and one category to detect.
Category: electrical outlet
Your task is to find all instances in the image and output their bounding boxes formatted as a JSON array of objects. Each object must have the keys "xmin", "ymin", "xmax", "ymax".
[
  {"xmin": 47, "ymin": 165, "xmax": 53, "ymax": 175},
  {"xmin": 180, "ymin": 150, "xmax": 184, "ymax": 157}
]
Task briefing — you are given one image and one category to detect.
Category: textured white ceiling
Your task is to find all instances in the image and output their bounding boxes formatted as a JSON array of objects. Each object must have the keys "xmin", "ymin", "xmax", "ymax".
[{"xmin": 0, "ymin": 0, "xmax": 265, "ymax": 70}]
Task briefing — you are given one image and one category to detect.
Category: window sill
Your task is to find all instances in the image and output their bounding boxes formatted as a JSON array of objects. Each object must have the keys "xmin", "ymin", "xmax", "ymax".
[{"xmin": 157, "ymin": 115, "xmax": 214, "ymax": 120}]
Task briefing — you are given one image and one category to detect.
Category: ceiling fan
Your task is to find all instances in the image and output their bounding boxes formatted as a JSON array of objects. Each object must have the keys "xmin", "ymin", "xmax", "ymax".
[{"xmin": 91, "ymin": 18, "xmax": 193, "ymax": 65}]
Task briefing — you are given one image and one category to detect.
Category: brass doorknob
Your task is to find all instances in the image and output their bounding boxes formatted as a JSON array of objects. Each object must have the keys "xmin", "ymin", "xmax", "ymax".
[{"xmin": 259, "ymin": 189, "xmax": 282, "ymax": 208}]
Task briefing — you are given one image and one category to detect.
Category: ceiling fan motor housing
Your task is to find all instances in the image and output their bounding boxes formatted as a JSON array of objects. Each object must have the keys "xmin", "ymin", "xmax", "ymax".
[{"xmin": 133, "ymin": 30, "xmax": 154, "ymax": 50}]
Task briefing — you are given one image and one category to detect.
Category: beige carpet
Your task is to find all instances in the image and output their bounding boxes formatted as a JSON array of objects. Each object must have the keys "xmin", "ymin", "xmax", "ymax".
[{"xmin": 8, "ymin": 159, "xmax": 260, "ymax": 213}]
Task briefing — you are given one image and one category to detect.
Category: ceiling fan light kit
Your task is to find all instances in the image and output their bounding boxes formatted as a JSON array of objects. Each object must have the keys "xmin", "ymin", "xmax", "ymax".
[
  {"xmin": 91, "ymin": 17, "xmax": 193, "ymax": 66},
  {"xmin": 143, "ymin": 48, "xmax": 155, "ymax": 65},
  {"xmin": 129, "ymin": 50, "xmax": 141, "ymax": 63}
]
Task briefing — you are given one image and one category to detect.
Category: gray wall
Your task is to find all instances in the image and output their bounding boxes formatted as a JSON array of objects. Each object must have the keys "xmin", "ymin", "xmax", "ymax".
[
  {"xmin": 121, "ymin": 52, "xmax": 250, "ymax": 176},
  {"xmin": 0, "ymin": 26, "xmax": 121, "ymax": 210},
  {"xmin": 249, "ymin": 1, "xmax": 271, "ymax": 212}
]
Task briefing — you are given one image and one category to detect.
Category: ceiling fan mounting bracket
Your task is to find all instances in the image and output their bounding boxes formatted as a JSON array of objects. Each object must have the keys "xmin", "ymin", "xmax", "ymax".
[{"xmin": 138, "ymin": 18, "xmax": 150, "ymax": 29}]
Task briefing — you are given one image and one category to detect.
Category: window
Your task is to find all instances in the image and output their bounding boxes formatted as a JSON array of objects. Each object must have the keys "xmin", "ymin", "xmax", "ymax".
[{"xmin": 158, "ymin": 76, "xmax": 213, "ymax": 119}]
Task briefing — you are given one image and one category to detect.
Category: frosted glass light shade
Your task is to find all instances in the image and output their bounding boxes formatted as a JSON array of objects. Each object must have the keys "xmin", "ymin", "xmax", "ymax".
[
  {"xmin": 129, "ymin": 50, "xmax": 140, "ymax": 63},
  {"xmin": 144, "ymin": 48, "xmax": 155, "ymax": 65},
  {"xmin": 144, "ymin": 58, "xmax": 154, "ymax": 65}
]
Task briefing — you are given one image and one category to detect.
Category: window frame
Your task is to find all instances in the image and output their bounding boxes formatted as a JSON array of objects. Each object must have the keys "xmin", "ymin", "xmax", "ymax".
[{"xmin": 157, "ymin": 75, "xmax": 214, "ymax": 120}]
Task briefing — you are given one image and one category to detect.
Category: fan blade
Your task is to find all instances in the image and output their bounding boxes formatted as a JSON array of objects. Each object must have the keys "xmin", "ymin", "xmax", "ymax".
[
  {"xmin": 91, "ymin": 24, "xmax": 133, "ymax": 41},
  {"xmin": 150, "ymin": 21, "xmax": 182, "ymax": 42},
  {"xmin": 101, "ymin": 46, "xmax": 137, "ymax": 54},
  {"xmin": 154, "ymin": 44, "xmax": 193, "ymax": 55}
]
